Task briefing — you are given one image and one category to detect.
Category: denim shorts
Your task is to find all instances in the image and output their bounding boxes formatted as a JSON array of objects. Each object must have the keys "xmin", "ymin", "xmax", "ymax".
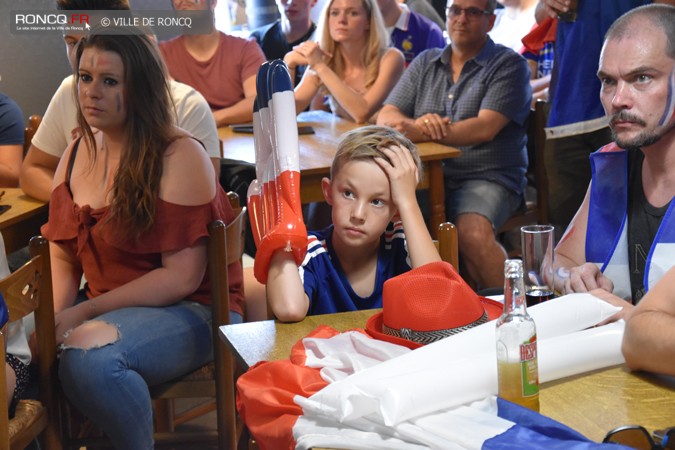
[{"xmin": 445, "ymin": 179, "xmax": 524, "ymax": 230}]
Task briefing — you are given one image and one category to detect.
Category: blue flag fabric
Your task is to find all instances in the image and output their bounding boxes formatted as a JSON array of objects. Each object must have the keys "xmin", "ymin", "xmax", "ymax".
[
  {"xmin": 0, "ymin": 293, "xmax": 8, "ymax": 329},
  {"xmin": 484, "ymin": 398, "xmax": 633, "ymax": 450}
]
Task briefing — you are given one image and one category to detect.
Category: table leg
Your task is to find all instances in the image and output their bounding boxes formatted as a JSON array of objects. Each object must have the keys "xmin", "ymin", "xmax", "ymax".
[{"xmin": 428, "ymin": 161, "xmax": 445, "ymax": 239}]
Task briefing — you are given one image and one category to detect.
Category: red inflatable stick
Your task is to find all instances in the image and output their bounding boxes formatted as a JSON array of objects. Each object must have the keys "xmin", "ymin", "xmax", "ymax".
[{"xmin": 247, "ymin": 61, "xmax": 308, "ymax": 284}]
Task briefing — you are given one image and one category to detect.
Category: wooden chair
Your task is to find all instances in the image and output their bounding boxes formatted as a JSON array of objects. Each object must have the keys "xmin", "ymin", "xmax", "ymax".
[
  {"xmin": 496, "ymin": 100, "xmax": 549, "ymax": 237},
  {"xmin": 0, "ymin": 236, "xmax": 61, "ymax": 450},
  {"xmin": 58, "ymin": 202, "xmax": 247, "ymax": 449},
  {"xmin": 436, "ymin": 222, "xmax": 459, "ymax": 270},
  {"xmin": 151, "ymin": 208, "xmax": 246, "ymax": 449},
  {"xmin": 23, "ymin": 115, "xmax": 42, "ymax": 156}
]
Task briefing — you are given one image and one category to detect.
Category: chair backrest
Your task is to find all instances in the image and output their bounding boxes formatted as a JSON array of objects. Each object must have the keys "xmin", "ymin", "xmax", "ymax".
[
  {"xmin": 496, "ymin": 100, "xmax": 549, "ymax": 237},
  {"xmin": 23, "ymin": 115, "xmax": 42, "ymax": 156},
  {"xmin": 208, "ymin": 206, "xmax": 246, "ymax": 321},
  {"xmin": 226, "ymin": 190, "xmax": 240, "ymax": 209},
  {"xmin": 207, "ymin": 207, "xmax": 246, "ymax": 450},
  {"xmin": 435, "ymin": 222, "xmax": 459, "ymax": 270},
  {"xmin": 0, "ymin": 236, "xmax": 60, "ymax": 450}
]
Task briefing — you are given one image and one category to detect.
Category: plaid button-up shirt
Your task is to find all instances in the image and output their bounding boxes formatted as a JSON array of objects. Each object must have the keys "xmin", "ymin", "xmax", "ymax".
[{"xmin": 385, "ymin": 38, "xmax": 531, "ymax": 195}]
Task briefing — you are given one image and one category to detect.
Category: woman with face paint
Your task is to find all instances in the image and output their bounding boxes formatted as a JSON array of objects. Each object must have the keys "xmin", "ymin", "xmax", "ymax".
[{"xmin": 40, "ymin": 27, "xmax": 243, "ymax": 449}]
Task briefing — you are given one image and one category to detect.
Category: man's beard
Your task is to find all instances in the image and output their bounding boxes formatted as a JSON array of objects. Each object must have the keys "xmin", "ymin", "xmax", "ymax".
[
  {"xmin": 613, "ymin": 129, "xmax": 663, "ymax": 151},
  {"xmin": 610, "ymin": 110, "xmax": 664, "ymax": 151}
]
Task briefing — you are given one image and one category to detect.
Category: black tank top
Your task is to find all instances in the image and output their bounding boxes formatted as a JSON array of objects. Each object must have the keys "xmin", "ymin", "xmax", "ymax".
[{"xmin": 627, "ymin": 150, "xmax": 670, "ymax": 304}]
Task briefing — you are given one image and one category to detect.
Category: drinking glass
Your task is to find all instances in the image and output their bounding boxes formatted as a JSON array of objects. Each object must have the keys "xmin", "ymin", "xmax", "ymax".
[{"xmin": 521, "ymin": 225, "xmax": 555, "ymax": 308}]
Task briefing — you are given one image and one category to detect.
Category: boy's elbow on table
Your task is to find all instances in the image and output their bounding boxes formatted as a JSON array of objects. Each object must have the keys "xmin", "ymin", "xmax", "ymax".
[{"xmin": 272, "ymin": 301, "xmax": 309, "ymax": 323}]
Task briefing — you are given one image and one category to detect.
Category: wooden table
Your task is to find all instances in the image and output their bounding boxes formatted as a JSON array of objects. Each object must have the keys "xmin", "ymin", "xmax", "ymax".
[
  {"xmin": 220, "ymin": 310, "xmax": 675, "ymax": 443},
  {"xmin": 0, "ymin": 188, "xmax": 48, "ymax": 255},
  {"xmin": 219, "ymin": 110, "xmax": 460, "ymax": 237}
]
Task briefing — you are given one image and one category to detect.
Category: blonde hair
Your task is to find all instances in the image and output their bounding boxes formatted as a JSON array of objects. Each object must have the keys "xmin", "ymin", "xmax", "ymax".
[
  {"xmin": 315, "ymin": 0, "xmax": 390, "ymax": 89},
  {"xmin": 331, "ymin": 125, "xmax": 423, "ymax": 182}
]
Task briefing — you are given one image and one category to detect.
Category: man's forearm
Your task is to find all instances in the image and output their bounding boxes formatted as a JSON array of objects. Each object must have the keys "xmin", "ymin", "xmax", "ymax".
[
  {"xmin": 377, "ymin": 106, "xmax": 428, "ymax": 141},
  {"xmin": 213, "ymin": 97, "xmax": 256, "ymax": 127},
  {"xmin": 20, "ymin": 146, "xmax": 61, "ymax": 201},
  {"xmin": 623, "ymin": 310, "xmax": 675, "ymax": 375},
  {"xmin": 376, "ymin": 105, "xmax": 408, "ymax": 128},
  {"xmin": 436, "ymin": 116, "xmax": 506, "ymax": 147},
  {"xmin": 19, "ymin": 165, "xmax": 55, "ymax": 201}
]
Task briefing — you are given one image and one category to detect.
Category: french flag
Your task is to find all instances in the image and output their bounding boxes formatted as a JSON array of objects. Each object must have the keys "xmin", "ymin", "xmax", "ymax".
[{"xmin": 237, "ymin": 295, "xmax": 632, "ymax": 449}]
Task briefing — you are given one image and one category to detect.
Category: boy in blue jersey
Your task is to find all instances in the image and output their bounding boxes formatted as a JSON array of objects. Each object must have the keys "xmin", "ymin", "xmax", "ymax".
[{"xmin": 266, "ymin": 125, "xmax": 441, "ymax": 322}]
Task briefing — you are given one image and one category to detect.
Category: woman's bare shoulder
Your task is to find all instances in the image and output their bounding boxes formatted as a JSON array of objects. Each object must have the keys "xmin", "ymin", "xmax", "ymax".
[
  {"xmin": 160, "ymin": 132, "xmax": 216, "ymax": 206},
  {"xmin": 381, "ymin": 47, "xmax": 405, "ymax": 65}
]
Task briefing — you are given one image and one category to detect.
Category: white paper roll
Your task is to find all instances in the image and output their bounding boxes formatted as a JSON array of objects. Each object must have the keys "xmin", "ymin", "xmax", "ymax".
[{"xmin": 539, "ymin": 321, "xmax": 625, "ymax": 382}]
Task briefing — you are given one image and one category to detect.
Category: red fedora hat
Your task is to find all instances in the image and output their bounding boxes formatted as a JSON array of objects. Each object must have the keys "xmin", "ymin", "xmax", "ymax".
[{"xmin": 366, "ymin": 261, "xmax": 502, "ymax": 349}]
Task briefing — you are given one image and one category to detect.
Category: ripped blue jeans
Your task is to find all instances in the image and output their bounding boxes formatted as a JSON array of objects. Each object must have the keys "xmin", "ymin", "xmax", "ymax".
[{"xmin": 59, "ymin": 300, "xmax": 213, "ymax": 450}]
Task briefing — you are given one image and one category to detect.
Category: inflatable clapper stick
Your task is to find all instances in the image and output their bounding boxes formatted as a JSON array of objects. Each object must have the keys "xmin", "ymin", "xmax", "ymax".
[{"xmin": 247, "ymin": 60, "xmax": 308, "ymax": 283}]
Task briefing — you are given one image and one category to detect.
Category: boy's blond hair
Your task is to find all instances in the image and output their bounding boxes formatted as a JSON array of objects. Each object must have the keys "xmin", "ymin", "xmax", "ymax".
[{"xmin": 330, "ymin": 126, "xmax": 423, "ymax": 182}]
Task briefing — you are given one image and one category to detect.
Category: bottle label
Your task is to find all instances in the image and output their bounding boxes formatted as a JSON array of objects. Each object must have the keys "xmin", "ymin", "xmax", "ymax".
[{"xmin": 519, "ymin": 339, "xmax": 539, "ymax": 397}]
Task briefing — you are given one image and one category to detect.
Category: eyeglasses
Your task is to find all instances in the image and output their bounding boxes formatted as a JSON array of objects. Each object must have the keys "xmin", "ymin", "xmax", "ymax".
[
  {"xmin": 603, "ymin": 425, "xmax": 675, "ymax": 450},
  {"xmin": 446, "ymin": 5, "xmax": 491, "ymax": 19}
]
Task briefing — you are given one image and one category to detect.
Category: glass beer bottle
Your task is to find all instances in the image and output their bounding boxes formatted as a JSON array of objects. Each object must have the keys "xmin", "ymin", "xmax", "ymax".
[{"xmin": 496, "ymin": 259, "xmax": 540, "ymax": 411}]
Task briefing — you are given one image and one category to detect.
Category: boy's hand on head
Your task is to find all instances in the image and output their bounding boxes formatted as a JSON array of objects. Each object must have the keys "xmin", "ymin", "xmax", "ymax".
[{"xmin": 374, "ymin": 145, "xmax": 419, "ymax": 211}]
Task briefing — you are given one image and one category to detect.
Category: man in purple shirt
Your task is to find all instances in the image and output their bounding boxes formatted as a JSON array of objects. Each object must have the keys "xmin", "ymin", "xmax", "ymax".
[{"xmin": 377, "ymin": 0, "xmax": 446, "ymax": 65}]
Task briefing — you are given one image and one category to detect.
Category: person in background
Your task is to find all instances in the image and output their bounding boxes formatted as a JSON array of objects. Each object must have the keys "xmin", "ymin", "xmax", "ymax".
[
  {"xmin": 266, "ymin": 126, "xmax": 440, "ymax": 321},
  {"xmin": 0, "ymin": 92, "xmax": 25, "ymax": 187},
  {"xmin": 20, "ymin": 0, "xmax": 221, "ymax": 203},
  {"xmin": 623, "ymin": 266, "xmax": 675, "ymax": 376},
  {"xmin": 520, "ymin": 16, "xmax": 556, "ymax": 107},
  {"xmin": 553, "ymin": 4, "xmax": 675, "ymax": 305},
  {"xmin": 44, "ymin": 28, "xmax": 242, "ymax": 449},
  {"xmin": 160, "ymin": 0, "xmax": 266, "ymax": 127},
  {"xmin": 488, "ymin": 0, "xmax": 537, "ymax": 53},
  {"xmin": 402, "ymin": 0, "xmax": 446, "ymax": 29},
  {"xmin": 250, "ymin": 0, "xmax": 318, "ymax": 87},
  {"xmin": 284, "ymin": 0, "xmax": 404, "ymax": 123},
  {"xmin": 377, "ymin": 0, "xmax": 531, "ymax": 290},
  {"xmin": 534, "ymin": 0, "xmax": 674, "ymax": 238},
  {"xmin": 377, "ymin": 0, "xmax": 446, "ymax": 66}
]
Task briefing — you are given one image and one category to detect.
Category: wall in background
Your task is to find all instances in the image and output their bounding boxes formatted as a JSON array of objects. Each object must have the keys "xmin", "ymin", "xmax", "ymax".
[
  {"xmin": 0, "ymin": 0, "xmax": 71, "ymax": 122},
  {"xmin": 0, "ymin": 0, "xmax": 198, "ymax": 122},
  {"xmin": 0, "ymin": 0, "xmax": 316, "ymax": 123}
]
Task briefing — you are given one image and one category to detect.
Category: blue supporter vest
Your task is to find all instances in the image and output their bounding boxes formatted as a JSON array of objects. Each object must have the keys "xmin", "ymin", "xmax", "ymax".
[{"xmin": 587, "ymin": 143, "xmax": 675, "ymax": 300}]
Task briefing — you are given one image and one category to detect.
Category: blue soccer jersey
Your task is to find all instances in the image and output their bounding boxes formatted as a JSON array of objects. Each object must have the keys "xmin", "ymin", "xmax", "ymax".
[{"xmin": 299, "ymin": 222, "xmax": 411, "ymax": 315}]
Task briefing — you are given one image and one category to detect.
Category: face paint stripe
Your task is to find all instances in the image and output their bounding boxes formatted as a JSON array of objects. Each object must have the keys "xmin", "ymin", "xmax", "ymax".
[{"xmin": 658, "ymin": 69, "xmax": 675, "ymax": 127}]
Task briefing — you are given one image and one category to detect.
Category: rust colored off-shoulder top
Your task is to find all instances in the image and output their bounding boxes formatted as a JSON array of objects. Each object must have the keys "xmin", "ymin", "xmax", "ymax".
[{"xmin": 41, "ymin": 147, "xmax": 244, "ymax": 315}]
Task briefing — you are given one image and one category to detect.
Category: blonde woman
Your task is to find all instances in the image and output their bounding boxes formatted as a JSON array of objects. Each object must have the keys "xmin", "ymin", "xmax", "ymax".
[{"xmin": 284, "ymin": 0, "xmax": 404, "ymax": 123}]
